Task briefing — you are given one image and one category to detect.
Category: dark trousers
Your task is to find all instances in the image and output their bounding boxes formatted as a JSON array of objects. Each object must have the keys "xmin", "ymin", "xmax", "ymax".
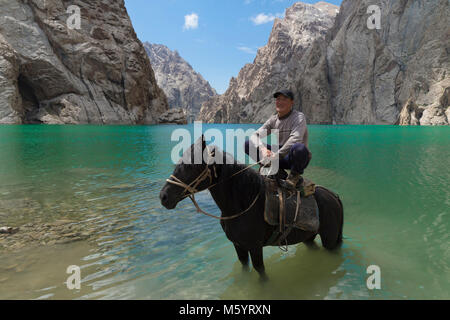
[{"xmin": 244, "ymin": 140, "xmax": 311, "ymax": 174}]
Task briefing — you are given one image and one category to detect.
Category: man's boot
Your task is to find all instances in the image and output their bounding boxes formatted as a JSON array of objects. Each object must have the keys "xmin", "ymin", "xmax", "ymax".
[{"xmin": 283, "ymin": 170, "xmax": 303, "ymax": 190}]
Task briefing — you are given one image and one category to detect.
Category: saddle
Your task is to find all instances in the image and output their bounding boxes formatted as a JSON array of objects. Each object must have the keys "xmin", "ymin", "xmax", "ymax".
[{"xmin": 262, "ymin": 169, "xmax": 320, "ymax": 246}]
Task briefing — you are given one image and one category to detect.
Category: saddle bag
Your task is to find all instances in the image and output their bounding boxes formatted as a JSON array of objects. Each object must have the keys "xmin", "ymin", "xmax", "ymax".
[{"xmin": 263, "ymin": 177, "xmax": 319, "ymax": 233}]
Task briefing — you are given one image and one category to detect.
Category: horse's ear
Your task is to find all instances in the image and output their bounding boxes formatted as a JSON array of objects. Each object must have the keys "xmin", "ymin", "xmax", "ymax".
[
  {"xmin": 195, "ymin": 135, "xmax": 206, "ymax": 150},
  {"xmin": 201, "ymin": 134, "xmax": 206, "ymax": 151}
]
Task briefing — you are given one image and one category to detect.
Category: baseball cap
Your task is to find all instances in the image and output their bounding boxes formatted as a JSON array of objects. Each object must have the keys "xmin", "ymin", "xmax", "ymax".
[{"xmin": 273, "ymin": 90, "xmax": 294, "ymax": 100}]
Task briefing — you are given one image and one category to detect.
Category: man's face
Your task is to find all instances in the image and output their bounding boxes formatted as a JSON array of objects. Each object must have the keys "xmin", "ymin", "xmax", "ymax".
[{"xmin": 276, "ymin": 95, "xmax": 294, "ymax": 117}]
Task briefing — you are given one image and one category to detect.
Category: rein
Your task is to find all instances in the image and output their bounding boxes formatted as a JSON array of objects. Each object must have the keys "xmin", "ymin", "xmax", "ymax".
[{"xmin": 166, "ymin": 149, "xmax": 265, "ymax": 221}]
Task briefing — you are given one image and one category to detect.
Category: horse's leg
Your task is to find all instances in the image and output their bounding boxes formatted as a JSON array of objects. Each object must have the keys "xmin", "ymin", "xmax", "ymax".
[
  {"xmin": 304, "ymin": 234, "xmax": 320, "ymax": 250},
  {"xmin": 249, "ymin": 247, "xmax": 268, "ymax": 281},
  {"xmin": 233, "ymin": 244, "xmax": 250, "ymax": 271}
]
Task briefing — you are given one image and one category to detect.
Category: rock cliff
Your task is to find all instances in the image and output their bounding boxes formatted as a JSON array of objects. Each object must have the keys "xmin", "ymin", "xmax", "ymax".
[
  {"xmin": 144, "ymin": 42, "xmax": 217, "ymax": 117},
  {"xmin": 323, "ymin": 0, "xmax": 449, "ymax": 125},
  {"xmin": 198, "ymin": 0, "xmax": 449, "ymax": 126},
  {"xmin": 157, "ymin": 108, "xmax": 188, "ymax": 125},
  {"xmin": 197, "ymin": 1, "xmax": 339, "ymax": 124},
  {"xmin": 0, "ymin": 0, "xmax": 168, "ymax": 124}
]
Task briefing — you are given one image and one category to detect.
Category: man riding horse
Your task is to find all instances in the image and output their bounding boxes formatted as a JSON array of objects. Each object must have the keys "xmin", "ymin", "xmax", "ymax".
[
  {"xmin": 244, "ymin": 90, "xmax": 312, "ymax": 190},
  {"xmin": 160, "ymin": 95, "xmax": 344, "ymax": 278}
]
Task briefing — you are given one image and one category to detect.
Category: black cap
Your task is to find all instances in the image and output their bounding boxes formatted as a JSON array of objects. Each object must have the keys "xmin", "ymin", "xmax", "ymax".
[{"xmin": 274, "ymin": 90, "xmax": 294, "ymax": 100}]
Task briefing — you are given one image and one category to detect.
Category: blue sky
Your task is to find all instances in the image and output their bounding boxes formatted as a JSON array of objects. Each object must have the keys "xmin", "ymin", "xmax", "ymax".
[{"xmin": 124, "ymin": 0, "xmax": 343, "ymax": 94}]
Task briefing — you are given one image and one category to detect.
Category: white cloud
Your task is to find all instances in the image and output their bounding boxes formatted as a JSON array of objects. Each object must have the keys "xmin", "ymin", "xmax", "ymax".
[
  {"xmin": 237, "ymin": 46, "xmax": 257, "ymax": 54},
  {"xmin": 250, "ymin": 12, "xmax": 284, "ymax": 25},
  {"xmin": 183, "ymin": 13, "xmax": 199, "ymax": 30}
]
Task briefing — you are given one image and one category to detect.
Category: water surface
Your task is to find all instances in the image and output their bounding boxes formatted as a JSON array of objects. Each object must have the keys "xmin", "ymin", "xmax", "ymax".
[{"xmin": 0, "ymin": 124, "xmax": 448, "ymax": 299}]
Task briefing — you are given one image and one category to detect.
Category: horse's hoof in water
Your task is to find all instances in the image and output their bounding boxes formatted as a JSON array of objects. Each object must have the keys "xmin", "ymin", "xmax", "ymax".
[
  {"xmin": 304, "ymin": 240, "xmax": 320, "ymax": 250},
  {"xmin": 259, "ymin": 273, "xmax": 269, "ymax": 283},
  {"xmin": 242, "ymin": 264, "xmax": 250, "ymax": 272}
]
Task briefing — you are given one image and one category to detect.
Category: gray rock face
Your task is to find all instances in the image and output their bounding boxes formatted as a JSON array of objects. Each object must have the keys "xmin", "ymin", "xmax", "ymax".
[
  {"xmin": 197, "ymin": 1, "xmax": 339, "ymax": 124},
  {"xmin": 0, "ymin": 0, "xmax": 168, "ymax": 124},
  {"xmin": 199, "ymin": 0, "xmax": 449, "ymax": 126},
  {"xmin": 158, "ymin": 108, "xmax": 188, "ymax": 125},
  {"xmin": 0, "ymin": 34, "xmax": 21, "ymax": 123},
  {"xmin": 144, "ymin": 43, "xmax": 217, "ymax": 118},
  {"xmin": 323, "ymin": 0, "xmax": 449, "ymax": 125}
]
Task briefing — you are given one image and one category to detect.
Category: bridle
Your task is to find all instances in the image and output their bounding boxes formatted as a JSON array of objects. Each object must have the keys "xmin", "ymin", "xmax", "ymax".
[{"xmin": 165, "ymin": 147, "xmax": 264, "ymax": 221}]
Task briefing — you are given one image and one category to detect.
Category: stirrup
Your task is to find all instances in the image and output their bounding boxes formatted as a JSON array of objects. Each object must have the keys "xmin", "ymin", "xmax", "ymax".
[{"xmin": 279, "ymin": 176, "xmax": 304, "ymax": 191}]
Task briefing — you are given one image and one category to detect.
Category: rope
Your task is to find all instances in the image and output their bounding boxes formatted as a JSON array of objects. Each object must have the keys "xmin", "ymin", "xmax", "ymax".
[
  {"xmin": 277, "ymin": 190, "xmax": 301, "ymax": 252},
  {"xmin": 188, "ymin": 191, "xmax": 261, "ymax": 221},
  {"xmin": 165, "ymin": 148, "xmax": 269, "ymax": 221}
]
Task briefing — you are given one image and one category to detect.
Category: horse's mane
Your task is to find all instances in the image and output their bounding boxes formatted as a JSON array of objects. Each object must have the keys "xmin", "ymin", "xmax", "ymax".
[
  {"xmin": 206, "ymin": 145, "xmax": 264, "ymax": 215},
  {"xmin": 209, "ymin": 145, "xmax": 262, "ymax": 186}
]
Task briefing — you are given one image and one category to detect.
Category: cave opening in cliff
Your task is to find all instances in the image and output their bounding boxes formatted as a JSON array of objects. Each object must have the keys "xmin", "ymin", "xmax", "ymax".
[{"xmin": 17, "ymin": 74, "xmax": 42, "ymax": 124}]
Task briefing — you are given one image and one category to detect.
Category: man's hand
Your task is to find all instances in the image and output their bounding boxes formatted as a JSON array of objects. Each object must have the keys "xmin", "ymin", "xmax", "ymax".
[
  {"xmin": 260, "ymin": 147, "xmax": 273, "ymax": 158},
  {"xmin": 260, "ymin": 149, "xmax": 278, "ymax": 168}
]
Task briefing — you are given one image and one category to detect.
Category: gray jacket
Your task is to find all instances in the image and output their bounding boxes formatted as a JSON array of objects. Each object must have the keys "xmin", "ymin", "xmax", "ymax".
[{"xmin": 250, "ymin": 109, "xmax": 309, "ymax": 158}]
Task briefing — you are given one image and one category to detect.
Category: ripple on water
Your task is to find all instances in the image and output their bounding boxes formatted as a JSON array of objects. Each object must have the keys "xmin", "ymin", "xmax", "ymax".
[{"xmin": 0, "ymin": 125, "xmax": 449, "ymax": 299}]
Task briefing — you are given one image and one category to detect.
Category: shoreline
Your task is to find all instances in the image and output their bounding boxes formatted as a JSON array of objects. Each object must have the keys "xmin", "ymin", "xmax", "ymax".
[
  {"xmin": 0, "ymin": 220, "xmax": 94, "ymax": 253},
  {"xmin": 0, "ymin": 123, "xmax": 449, "ymax": 127}
]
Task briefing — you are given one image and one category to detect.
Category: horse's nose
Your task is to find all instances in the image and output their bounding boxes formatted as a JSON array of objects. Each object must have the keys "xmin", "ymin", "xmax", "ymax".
[{"xmin": 160, "ymin": 190, "xmax": 169, "ymax": 206}]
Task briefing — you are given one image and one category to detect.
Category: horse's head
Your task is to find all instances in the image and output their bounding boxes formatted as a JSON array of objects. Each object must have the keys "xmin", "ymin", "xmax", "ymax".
[{"xmin": 160, "ymin": 135, "xmax": 218, "ymax": 209}]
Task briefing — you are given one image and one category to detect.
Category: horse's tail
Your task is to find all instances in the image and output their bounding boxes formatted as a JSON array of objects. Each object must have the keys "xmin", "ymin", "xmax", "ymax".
[
  {"xmin": 336, "ymin": 194, "xmax": 344, "ymax": 244},
  {"xmin": 314, "ymin": 185, "xmax": 344, "ymax": 250}
]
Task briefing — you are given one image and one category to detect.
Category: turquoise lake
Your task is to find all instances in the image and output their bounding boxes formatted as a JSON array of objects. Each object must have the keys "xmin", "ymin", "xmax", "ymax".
[{"xmin": 0, "ymin": 124, "xmax": 448, "ymax": 299}]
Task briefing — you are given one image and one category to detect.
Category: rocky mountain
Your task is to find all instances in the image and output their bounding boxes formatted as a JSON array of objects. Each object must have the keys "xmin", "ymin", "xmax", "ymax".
[
  {"xmin": 144, "ymin": 42, "xmax": 217, "ymax": 117},
  {"xmin": 197, "ymin": 1, "xmax": 339, "ymax": 124},
  {"xmin": 308, "ymin": 0, "xmax": 449, "ymax": 125},
  {"xmin": 0, "ymin": 0, "xmax": 168, "ymax": 124},
  {"xmin": 157, "ymin": 108, "xmax": 188, "ymax": 125},
  {"xmin": 199, "ymin": 0, "xmax": 449, "ymax": 126}
]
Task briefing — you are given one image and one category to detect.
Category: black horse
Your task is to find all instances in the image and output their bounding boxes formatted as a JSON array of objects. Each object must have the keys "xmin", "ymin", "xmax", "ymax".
[{"xmin": 160, "ymin": 136, "xmax": 343, "ymax": 280}]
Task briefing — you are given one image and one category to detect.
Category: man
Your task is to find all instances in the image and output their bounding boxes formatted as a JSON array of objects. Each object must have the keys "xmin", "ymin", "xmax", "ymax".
[{"xmin": 244, "ymin": 90, "xmax": 311, "ymax": 189}]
